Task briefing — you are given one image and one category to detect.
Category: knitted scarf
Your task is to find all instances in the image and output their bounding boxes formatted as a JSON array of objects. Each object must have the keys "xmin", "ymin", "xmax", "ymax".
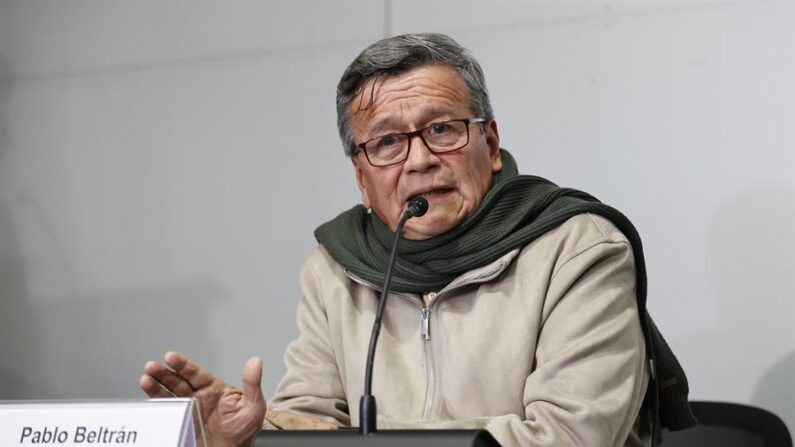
[{"xmin": 315, "ymin": 149, "xmax": 696, "ymax": 433}]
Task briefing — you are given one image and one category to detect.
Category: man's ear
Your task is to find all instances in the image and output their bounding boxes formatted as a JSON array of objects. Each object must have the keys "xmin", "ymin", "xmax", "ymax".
[
  {"xmin": 351, "ymin": 155, "xmax": 372, "ymax": 209},
  {"xmin": 486, "ymin": 119, "xmax": 502, "ymax": 174}
]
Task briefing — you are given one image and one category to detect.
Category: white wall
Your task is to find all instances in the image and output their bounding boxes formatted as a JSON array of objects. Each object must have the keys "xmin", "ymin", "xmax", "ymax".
[{"xmin": 1, "ymin": 0, "xmax": 793, "ymax": 433}]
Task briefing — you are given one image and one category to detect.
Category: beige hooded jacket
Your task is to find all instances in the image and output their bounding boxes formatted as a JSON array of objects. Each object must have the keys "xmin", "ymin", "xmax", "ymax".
[{"xmin": 267, "ymin": 213, "xmax": 650, "ymax": 446}]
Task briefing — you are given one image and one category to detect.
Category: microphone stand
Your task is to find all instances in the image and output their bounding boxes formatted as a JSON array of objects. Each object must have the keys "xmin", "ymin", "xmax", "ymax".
[{"xmin": 359, "ymin": 197, "xmax": 428, "ymax": 435}]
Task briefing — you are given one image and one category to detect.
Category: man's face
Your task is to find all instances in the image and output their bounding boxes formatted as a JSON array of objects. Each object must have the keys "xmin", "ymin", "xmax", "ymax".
[{"xmin": 349, "ymin": 64, "xmax": 502, "ymax": 240}]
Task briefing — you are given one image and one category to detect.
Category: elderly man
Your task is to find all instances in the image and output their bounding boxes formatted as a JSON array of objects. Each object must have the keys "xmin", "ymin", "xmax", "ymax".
[{"xmin": 140, "ymin": 33, "xmax": 693, "ymax": 447}]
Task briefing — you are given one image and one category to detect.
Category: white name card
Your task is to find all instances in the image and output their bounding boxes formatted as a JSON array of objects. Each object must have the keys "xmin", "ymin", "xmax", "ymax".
[{"xmin": 0, "ymin": 399, "xmax": 203, "ymax": 447}]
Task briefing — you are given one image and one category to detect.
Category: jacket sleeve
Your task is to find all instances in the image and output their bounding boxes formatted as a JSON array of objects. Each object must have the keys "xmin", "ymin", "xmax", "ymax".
[
  {"xmin": 267, "ymin": 256, "xmax": 350, "ymax": 428},
  {"xmin": 379, "ymin": 239, "xmax": 649, "ymax": 447}
]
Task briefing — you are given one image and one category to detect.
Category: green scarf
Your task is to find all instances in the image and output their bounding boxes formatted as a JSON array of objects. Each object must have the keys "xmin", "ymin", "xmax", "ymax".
[{"xmin": 315, "ymin": 149, "xmax": 695, "ymax": 433}]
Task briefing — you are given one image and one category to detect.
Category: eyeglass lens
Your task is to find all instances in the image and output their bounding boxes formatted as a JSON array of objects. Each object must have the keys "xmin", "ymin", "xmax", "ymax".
[{"xmin": 365, "ymin": 120, "xmax": 470, "ymax": 166}]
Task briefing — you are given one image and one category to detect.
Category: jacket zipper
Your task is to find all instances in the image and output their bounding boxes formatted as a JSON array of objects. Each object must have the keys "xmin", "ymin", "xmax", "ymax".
[
  {"xmin": 415, "ymin": 253, "xmax": 510, "ymax": 419},
  {"xmin": 343, "ymin": 268, "xmax": 513, "ymax": 420},
  {"xmin": 344, "ymin": 271, "xmax": 437, "ymax": 419},
  {"xmin": 421, "ymin": 307, "xmax": 431, "ymax": 341},
  {"xmin": 420, "ymin": 292, "xmax": 437, "ymax": 419},
  {"xmin": 382, "ymin": 291, "xmax": 437, "ymax": 419}
]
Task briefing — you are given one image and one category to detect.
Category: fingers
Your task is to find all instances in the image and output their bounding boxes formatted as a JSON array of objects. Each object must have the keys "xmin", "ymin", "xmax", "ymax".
[
  {"xmin": 139, "ymin": 374, "xmax": 177, "ymax": 398},
  {"xmin": 139, "ymin": 351, "xmax": 216, "ymax": 399},
  {"xmin": 241, "ymin": 356, "xmax": 264, "ymax": 405},
  {"xmin": 143, "ymin": 360, "xmax": 196, "ymax": 397},
  {"xmin": 163, "ymin": 351, "xmax": 216, "ymax": 390}
]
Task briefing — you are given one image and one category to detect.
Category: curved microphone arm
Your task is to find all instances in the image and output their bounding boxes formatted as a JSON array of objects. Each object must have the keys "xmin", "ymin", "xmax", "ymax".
[{"xmin": 359, "ymin": 196, "xmax": 428, "ymax": 435}]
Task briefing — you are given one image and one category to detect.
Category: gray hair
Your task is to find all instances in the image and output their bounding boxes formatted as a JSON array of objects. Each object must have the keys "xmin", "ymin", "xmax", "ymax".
[{"xmin": 336, "ymin": 33, "xmax": 494, "ymax": 156}]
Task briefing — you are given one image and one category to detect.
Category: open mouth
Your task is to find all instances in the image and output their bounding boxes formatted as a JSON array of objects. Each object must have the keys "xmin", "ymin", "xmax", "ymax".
[{"xmin": 409, "ymin": 188, "xmax": 454, "ymax": 203}]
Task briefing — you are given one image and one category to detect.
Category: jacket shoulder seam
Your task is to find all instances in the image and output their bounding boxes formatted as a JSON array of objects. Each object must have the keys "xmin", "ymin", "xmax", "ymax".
[
  {"xmin": 584, "ymin": 212, "xmax": 612, "ymax": 238},
  {"xmin": 549, "ymin": 237, "xmax": 632, "ymax": 284}
]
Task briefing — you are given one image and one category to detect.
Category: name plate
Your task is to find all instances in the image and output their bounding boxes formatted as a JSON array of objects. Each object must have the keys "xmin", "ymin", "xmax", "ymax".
[{"xmin": 0, "ymin": 399, "xmax": 203, "ymax": 447}]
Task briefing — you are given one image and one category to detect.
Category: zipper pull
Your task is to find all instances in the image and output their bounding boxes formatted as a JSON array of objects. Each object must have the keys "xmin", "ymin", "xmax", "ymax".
[{"xmin": 421, "ymin": 307, "xmax": 431, "ymax": 341}]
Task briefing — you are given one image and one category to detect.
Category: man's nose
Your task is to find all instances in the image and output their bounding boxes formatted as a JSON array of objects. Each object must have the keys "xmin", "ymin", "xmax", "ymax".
[{"xmin": 404, "ymin": 134, "xmax": 441, "ymax": 173}]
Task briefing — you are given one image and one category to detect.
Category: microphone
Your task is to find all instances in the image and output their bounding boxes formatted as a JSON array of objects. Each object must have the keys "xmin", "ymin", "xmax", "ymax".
[
  {"xmin": 406, "ymin": 196, "xmax": 429, "ymax": 218},
  {"xmin": 359, "ymin": 196, "xmax": 429, "ymax": 435}
]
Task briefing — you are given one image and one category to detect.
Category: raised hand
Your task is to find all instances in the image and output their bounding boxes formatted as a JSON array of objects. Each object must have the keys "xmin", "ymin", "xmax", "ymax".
[{"xmin": 139, "ymin": 352, "xmax": 266, "ymax": 447}]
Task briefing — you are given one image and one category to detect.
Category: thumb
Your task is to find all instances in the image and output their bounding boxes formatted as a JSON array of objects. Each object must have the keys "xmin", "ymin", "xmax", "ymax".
[{"xmin": 241, "ymin": 356, "xmax": 264, "ymax": 404}]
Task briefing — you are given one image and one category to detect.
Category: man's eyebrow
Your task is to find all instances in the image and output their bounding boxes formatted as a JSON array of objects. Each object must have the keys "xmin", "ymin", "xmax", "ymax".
[
  {"xmin": 368, "ymin": 107, "xmax": 458, "ymax": 138},
  {"xmin": 417, "ymin": 106, "xmax": 457, "ymax": 121},
  {"xmin": 368, "ymin": 116, "xmax": 404, "ymax": 137}
]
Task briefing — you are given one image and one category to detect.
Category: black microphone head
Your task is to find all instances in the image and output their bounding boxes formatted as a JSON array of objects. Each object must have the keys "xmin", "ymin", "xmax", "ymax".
[{"xmin": 407, "ymin": 196, "xmax": 429, "ymax": 217}]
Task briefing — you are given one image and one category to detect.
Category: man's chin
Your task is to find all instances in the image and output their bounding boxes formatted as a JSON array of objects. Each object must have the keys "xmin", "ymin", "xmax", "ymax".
[{"xmin": 403, "ymin": 217, "xmax": 459, "ymax": 241}]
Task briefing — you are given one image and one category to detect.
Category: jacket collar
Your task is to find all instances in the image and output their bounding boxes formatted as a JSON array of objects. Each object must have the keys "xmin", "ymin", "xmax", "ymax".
[{"xmin": 344, "ymin": 248, "xmax": 521, "ymax": 298}]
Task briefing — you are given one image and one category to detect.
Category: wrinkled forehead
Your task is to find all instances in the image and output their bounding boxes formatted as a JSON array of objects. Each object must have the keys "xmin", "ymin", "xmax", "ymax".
[{"xmin": 348, "ymin": 64, "xmax": 471, "ymax": 134}]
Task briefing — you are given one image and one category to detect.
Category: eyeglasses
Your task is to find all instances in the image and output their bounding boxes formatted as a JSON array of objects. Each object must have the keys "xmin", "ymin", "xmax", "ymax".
[{"xmin": 355, "ymin": 118, "xmax": 487, "ymax": 167}]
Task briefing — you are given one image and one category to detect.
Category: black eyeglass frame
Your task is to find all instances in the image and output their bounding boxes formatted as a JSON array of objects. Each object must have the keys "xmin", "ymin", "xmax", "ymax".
[{"xmin": 355, "ymin": 117, "xmax": 488, "ymax": 167}]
